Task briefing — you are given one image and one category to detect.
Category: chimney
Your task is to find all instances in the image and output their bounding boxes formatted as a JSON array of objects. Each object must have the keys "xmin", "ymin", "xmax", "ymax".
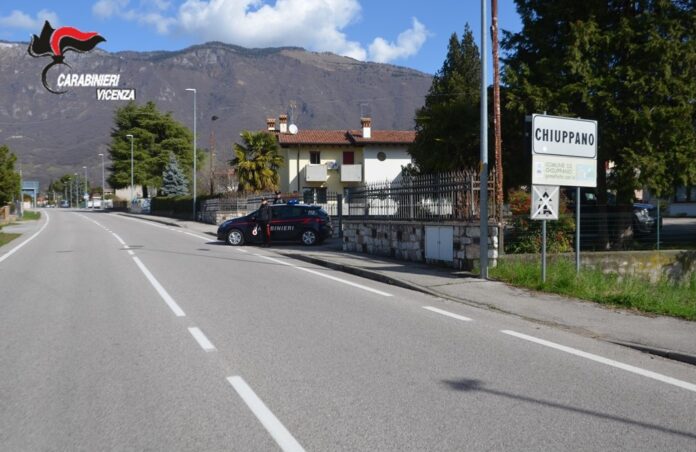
[
  {"xmin": 361, "ymin": 117, "xmax": 372, "ymax": 139},
  {"xmin": 279, "ymin": 114, "xmax": 288, "ymax": 133},
  {"xmin": 266, "ymin": 117, "xmax": 276, "ymax": 131}
]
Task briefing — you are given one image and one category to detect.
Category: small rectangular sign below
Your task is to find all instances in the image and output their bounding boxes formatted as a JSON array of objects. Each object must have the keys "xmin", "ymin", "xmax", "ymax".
[
  {"xmin": 532, "ymin": 154, "xmax": 597, "ymax": 188},
  {"xmin": 531, "ymin": 185, "xmax": 560, "ymax": 220}
]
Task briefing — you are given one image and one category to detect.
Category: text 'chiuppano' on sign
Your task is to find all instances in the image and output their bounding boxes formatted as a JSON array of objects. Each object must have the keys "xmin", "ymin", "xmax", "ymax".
[{"xmin": 532, "ymin": 114, "xmax": 597, "ymax": 158}]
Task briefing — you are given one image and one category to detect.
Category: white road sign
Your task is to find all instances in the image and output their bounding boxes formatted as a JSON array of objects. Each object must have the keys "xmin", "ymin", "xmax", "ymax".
[
  {"xmin": 531, "ymin": 185, "xmax": 560, "ymax": 220},
  {"xmin": 532, "ymin": 114, "xmax": 597, "ymax": 158},
  {"xmin": 531, "ymin": 114, "xmax": 598, "ymax": 188}
]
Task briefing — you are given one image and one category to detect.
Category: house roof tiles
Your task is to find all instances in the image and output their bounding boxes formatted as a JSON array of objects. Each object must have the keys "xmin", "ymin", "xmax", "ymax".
[{"xmin": 273, "ymin": 129, "xmax": 415, "ymax": 146}]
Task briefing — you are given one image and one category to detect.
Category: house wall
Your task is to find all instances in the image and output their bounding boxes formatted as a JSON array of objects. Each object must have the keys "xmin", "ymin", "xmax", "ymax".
[
  {"xmin": 363, "ymin": 146, "xmax": 412, "ymax": 184},
  {"xmin": 281, "ymin": 145, "xmax": 365, "ymax": 193},
  {"xmin": 281, "ymin": 145, "xmax": 412, "ymax": 193}
]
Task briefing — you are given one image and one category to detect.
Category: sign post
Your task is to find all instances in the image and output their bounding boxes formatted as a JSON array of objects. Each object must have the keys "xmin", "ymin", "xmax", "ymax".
[
  {"xmin": 531, "ymin": 114, "xmax": 597, "ymax": 278},
  {"xmin": 531, "ymin": 185, "xmax": 559, "ymax": 282}
]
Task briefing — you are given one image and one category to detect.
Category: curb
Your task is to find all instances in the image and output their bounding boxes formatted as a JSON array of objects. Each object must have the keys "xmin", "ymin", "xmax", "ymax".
[
  {"xmin": 118, "ymin": 212, "xmax": 181, "ymax": 228},
  {"xmin": 280, "ymin": 252, "xmax": 696, "ymax": 368}
]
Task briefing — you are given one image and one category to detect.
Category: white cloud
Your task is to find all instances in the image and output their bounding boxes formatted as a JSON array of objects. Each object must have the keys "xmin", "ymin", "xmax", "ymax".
[
  {"xmin": 0, "ymin": 9, "xmax": 59, "ymax": 30},
  {"xmin": 92, "ymin": 0, "xmax": 130, "ymax": 19},
  {"xmin": 368, "ymin": 18, "xmax": 427, "ymax": 63},
  {"xmin": 91, "ymin": 0, "xmax": 428, "ymax": 63}
]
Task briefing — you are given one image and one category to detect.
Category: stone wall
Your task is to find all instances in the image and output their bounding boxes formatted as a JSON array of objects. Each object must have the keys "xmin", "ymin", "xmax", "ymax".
[
  {"xmin": 342, "ymin": 220, "xmax": 498, "ymax": 270},
  {"xmin": 500, "ymin": 250, "xmax": 696, "ymax": 283}
]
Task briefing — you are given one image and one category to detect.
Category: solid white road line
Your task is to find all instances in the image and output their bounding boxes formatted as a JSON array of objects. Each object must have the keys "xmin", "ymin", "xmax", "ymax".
[
  {"xmin": 188, "ymin": 327, "xmax": 216, "ymax": 352},
  {"xmin": 112, "ymin": 233, "xmax": 127, "ymax": 246},
  {"xmin": 227, "ymin": 376, "xmax": 306, "ymax": 452},
  {"xmin": 501, "ymin": 330, "xmax": 696, "ymax": 393},
  {"xmin": 182, "ymin": 231, "xmax": 211, "ymax": 241},
  {"xmin": 0, "ymin": 211, "xmax": 50, "ymax": 264},
  {"xmin": 257, "ymin": 254, "xmax": 393, "ymax": 297},
  {"xmin": 423, "ymin": 306, "xmax": 473, "ymax": 322},
  {"xmin": 132, "ymin": 256, "xmax": 186, "ymax": 317}
]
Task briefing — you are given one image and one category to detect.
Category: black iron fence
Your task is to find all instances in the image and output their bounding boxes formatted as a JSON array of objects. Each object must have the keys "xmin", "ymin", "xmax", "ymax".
[{"xmin": 340, "ymin": 171, "xmax": 495, "ymax": 222}]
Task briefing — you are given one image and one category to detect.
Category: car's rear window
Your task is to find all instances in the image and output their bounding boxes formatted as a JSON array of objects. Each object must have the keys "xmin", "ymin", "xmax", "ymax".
[{"xmin": 306, "ymin": 208, "xmax": 329, "ymax": 217}]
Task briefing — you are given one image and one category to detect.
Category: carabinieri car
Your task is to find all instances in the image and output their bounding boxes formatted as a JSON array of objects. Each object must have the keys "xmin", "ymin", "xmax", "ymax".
[{"xmin": 217, "ymin": 203, "xmax": 333, "ymax": 246}]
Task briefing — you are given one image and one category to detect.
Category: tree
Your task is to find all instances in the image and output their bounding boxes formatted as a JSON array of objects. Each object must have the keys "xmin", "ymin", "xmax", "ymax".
[
  {"xmin": 160, "ymin": 153, "xmax": 190, "ymax": 196},
  {"xmin": 231, "ymin": 131, "xmax": 284, "ymax": 193},
  {"xmin": 0, "ymin": 145, "xmax": 20, "ymax": 206},
  {"xmin": 107, "ymin": 101, "xmax": 200, "ymax": 198},
  {"xmin": 502, "ymin": 0, "xmax": 696, "ymax": 202},
  {"xmin": 409, "ymin": 25, "xmax": 482, "ymax": 172}
]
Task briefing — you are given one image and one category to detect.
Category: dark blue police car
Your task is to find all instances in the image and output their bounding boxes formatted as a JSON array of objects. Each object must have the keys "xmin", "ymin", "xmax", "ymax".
[{"xmin": 217, "ymin": 203, "xmax": 332, "ymax": 246}]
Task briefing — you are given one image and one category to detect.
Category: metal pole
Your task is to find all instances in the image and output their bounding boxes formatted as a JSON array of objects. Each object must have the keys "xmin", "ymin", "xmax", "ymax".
[
  {"xmin": 186, "ymin": 88, "xmax": 197, "ymax": 220},
  {"xmin": 656, "ymin": 198, "xmax": 661, "ymax": 251},
  {"xmin": 542, "ymin": 219, "xmax": 547, "ymax": 283},
  {"xmin": 576, "ymin": 186, "xmax": 581, "ymax": 274},
  {"xmin": 479, "ymin": 0, "xmax": 489, "ymax": 279},
  {"xmin": 127, "ymin": 134, "xmax": 134, "ymax": 209},
  {"xmin": 99, "ymin": 153, "xmax": 105, "ymax": 209},
  {"xmin": 83, "ymin": 166, "xmax": 87, "ymax": 209}
]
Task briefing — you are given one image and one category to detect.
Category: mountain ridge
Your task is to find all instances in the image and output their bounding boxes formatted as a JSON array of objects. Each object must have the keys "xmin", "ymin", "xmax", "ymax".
[{"xmin": 0, "ymin": 40, "xmax": 431, "ymax": 189}]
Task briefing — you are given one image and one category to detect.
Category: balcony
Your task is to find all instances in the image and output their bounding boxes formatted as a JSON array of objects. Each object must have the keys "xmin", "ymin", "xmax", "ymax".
[
  {"xmin": 340, "ymin": 164, "xmax": 363, "ymax": 182},
  {"xmin": 305, "ymin": 164, "xmax": 327, "ymax": 182}
]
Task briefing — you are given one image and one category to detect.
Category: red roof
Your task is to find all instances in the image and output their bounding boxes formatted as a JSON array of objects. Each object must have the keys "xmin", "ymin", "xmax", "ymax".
[{"xmin": 273, "ymin": 129, "xmax": 415, "ymax": 146}]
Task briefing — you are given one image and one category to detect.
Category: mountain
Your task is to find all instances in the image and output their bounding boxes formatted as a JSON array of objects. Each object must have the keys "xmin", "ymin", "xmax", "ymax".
[{"xmin": 0, "ymin": 40, "xmax": 432, "ymax": 190}]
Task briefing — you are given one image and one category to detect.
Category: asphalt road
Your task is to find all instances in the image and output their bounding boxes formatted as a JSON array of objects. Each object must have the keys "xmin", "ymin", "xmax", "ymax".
[{"xmin": 1, "ymin": 209, "xmax": 695, "ymax": 451}]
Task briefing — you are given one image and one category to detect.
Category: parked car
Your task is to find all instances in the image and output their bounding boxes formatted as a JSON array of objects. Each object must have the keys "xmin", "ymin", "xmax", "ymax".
[
  {"xmin": 59, "ymin": 200, "xmax": 69, "ymax": 208},
  {"xmin": 217, "ymin": 203, "xmax": 332, "ymax": 246},
  {"xmin": 632, "ymin": 203, "xmax": 662, "ymax": 235}
]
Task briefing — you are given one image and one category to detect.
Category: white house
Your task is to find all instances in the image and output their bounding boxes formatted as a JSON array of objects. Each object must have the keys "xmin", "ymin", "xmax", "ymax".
[{"xmin": 268, "ymin": 115, "xmax": 415, "ymax": 200}]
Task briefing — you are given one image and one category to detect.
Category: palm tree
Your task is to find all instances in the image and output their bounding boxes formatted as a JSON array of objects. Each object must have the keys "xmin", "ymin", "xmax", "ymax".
[{"xmin": 231, "ymin": 131, "xmax": 284, "ymax": 193}]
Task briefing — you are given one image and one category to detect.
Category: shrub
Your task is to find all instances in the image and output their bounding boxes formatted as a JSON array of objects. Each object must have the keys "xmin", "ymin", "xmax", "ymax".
[{"xmin": 506, "ymin": 188, "xmax": 576, "ymax": 254}]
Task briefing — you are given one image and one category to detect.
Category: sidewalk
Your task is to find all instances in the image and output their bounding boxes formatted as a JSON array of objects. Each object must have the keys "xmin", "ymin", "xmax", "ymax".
[{"xmin": 121, "ymin": 212, "xmax": 696, "ymax": 366}]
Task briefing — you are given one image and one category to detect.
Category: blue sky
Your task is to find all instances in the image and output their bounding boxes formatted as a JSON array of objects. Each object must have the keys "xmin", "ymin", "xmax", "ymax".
[{"xmin": 0, "ymin": 1, "xmax": 522, "ymax": 75}]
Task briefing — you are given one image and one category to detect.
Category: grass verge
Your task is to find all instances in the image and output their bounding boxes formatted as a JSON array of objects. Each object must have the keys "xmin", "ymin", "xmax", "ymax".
[
  {"xmin": 0, "ymin": 231, "xmax": 21, "ymax": 247},
  {"xmin": 489, "ymin": 258, "xmax": 696, "ymax": 321},
  {"xmin": 21, "ymin": 211, "xmax": 41, "ymax": 221}
]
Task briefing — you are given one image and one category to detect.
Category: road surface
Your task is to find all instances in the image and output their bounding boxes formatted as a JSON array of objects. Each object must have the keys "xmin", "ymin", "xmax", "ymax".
[{"xmin": 1, "ymin": 209, "xmax": 695, "ymax": 451}]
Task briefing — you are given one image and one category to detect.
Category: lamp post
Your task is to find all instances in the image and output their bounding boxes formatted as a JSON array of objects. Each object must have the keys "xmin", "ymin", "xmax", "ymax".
[
  {"xmin": 98, "ymin": 153, "xmax": 105, "ymax": 209},
  {"xmin": 73, "ymin": 172, "xmax": 78, "ymax": 208},
  {"xmin": 479, "ymin": 0, "xmax": 489, "ymax": 279},
  {"xmin": 186, "ymin": 88, "xmax": 197, "ymax": 220},
  {"xmin": 83, "ymin": 165, "xmax": 88, "ymax": 209},
  {"xmin": 126, "ymin": 134, "xmax": 134, "ymax": 208},
  {"xmin": 210, "ymin": 115, "xmax": 218, "ymax": 195}
]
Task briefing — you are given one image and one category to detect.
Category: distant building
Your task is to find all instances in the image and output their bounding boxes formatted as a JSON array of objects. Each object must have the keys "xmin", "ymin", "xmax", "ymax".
[
  {"xmin": 267, "ymin": 115, "xmax": 415, "ymax": 201},
  {"xmin": 22, "ymin": 180, "xmax": 39, "ymax": 208}
]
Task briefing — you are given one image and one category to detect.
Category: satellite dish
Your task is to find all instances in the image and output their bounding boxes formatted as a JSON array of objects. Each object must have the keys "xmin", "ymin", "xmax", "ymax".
[{"xmin": 288, "ymin": 124, "xmax": 298, "ymax": 135}]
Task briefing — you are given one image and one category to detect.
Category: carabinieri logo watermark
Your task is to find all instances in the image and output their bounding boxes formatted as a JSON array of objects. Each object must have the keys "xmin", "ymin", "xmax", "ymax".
[{"xmin": 27, "ymin": 21, "xmax": 135, "ymax": 100}]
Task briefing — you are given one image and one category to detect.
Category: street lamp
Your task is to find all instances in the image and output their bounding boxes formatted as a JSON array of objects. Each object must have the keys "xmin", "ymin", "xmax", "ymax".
[
  {"xmin": 83, "ymin": 166, "xmax": 87, "ymax": 209},
  {"xmin": 126, "ymin": 134, "xmax": 134, "ymax": 208},
  {"xmin": 98, "ymin": 153, "xmax": 105, "ymax": 209},
  {"xmin": 210, "ymin": 115, "xmax": 218, "ymax": 195},
  {"xmin": 73, "ymin": 172, "xmax": 78, "ymax": 208},
  {"xmin": 186, "ymin": 88, "xmax": 197, "ymax": 220}
]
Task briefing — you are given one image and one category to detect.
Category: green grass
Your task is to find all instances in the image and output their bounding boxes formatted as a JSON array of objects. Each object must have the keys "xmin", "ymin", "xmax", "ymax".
[
  {"xmin": 489, "ymin": 258, "xmax": 696, "ymax": 320},
  {"xmin": 21, "ymin": 211, "xmax": 41, "ymax": 221},
  {"xmin": 0, "ymin": 231, "xmax": 20, "ymax": 247}
]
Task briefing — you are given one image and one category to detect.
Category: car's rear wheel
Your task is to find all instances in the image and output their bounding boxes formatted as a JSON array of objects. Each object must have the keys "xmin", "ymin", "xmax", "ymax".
[
  {"xmin": 301, "ymin": 229, "xmax": 317, "ymax": 246},
  {"xmin": 226, "ymin": 229, "xmax": 245, "ymax": 246}
]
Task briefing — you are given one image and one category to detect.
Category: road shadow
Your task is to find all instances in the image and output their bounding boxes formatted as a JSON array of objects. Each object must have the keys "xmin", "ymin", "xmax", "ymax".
[{"xmin": 441, "ymin": 378, "xmax": 696, "ymax": 440}]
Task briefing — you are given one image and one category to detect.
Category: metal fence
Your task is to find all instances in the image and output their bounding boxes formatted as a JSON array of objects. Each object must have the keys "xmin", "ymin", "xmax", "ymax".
[
  {"xmin": 504, "ymin": 207, "xmax": 696, "ymax": 253},
  {"xmin": 342, "ymin": 171, "xmax": 495, "ymax": 222}
]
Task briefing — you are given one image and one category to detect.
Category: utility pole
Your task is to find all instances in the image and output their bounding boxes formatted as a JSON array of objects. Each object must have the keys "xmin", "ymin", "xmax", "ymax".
[
  {"xmin": 491, "ymin": 0, "xmax": 504, "ymax": 255},
  {"xmin": 479, "ymin": 0, "xmax": 489, "ymax": 279}
]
